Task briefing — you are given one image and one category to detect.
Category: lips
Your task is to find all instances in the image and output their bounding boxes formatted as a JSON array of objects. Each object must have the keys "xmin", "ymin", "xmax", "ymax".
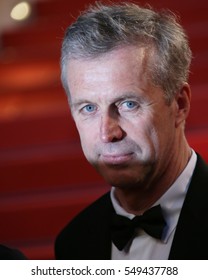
[{"xmin": 100, "ymin": 153, "xmax": 134, "ymax": 165}]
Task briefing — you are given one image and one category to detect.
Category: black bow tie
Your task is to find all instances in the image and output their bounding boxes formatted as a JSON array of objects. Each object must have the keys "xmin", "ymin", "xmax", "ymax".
[{"xmin": 111, "ymin": 205, "xmax": 166, "ymax": 251}]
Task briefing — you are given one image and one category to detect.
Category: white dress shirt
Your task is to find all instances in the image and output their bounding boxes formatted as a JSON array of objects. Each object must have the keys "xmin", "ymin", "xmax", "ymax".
[{"xmin": 110, "ymin": 151, "xmax": 197, "ymax": 259}]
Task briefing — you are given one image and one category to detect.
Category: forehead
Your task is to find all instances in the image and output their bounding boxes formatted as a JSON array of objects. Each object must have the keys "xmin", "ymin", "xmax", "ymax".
[{"xmin": 67, "ymin": 45, "xmax": 151, "ymax": 88}]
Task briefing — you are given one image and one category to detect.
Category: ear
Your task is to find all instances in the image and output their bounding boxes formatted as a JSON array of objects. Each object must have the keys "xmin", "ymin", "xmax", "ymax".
[{"xmin": 175, "ymin": 83, "xmax": 191, "ymax": 128}]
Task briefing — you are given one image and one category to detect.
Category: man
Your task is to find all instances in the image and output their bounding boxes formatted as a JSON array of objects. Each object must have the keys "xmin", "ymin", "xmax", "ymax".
[{"xmin": 55, "ymin": 2, "xmax": 208, "ymax": 259}]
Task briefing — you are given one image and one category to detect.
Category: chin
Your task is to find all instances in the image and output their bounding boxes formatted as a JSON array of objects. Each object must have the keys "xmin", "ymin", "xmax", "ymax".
[
  {"xmin": 90, "ymin": 156, "xmax": 153, "ymax": 186},
  {"xmin": 98, "ymin": 166, "xmax": 149, "ymax": 189}
]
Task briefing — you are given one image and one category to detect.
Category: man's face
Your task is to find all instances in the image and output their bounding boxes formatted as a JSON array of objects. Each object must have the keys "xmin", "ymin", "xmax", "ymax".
[{"xmin": 67, "ymin": 46, "xmax": 178, "ymax": 189}]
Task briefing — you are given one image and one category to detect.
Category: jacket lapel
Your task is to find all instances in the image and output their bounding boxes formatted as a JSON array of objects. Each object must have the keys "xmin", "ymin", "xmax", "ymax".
[
  {"xmin": 84, "ymin": 192, "xmax": 113, "ymax": 259},
  {"xmin": 169, "ymin": 155, "xmax": 208, "ymax": 259}
]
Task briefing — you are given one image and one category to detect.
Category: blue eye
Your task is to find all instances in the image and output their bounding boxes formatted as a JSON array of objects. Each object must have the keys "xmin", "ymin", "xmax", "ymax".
[
  {"xmin": 121, "ymin": 100, "xmax": 137, "ymax": 110},
  {"xmin": 125, "ymin": 101, "xmax": 136, "ymax": 108},
  {"xmin": 83, "ymin": 104, "xmax": 96, "ymax": 113}
]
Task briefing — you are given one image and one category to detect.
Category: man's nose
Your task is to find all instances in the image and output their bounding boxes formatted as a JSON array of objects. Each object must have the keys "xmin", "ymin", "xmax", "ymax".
[{"xmin": 99, "ymin": 112, "xmax": 125, "ymax": 143}]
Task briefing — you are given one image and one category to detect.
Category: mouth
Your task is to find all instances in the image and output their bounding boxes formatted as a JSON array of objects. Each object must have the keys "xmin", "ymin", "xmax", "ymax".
[{"xmin": 100, "ymin": 153, "xmax": 134, "ymax": 165}]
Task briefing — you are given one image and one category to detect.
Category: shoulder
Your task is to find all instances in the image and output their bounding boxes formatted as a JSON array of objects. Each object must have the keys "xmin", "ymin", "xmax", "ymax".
[
  {"xmin": 0, "ymin": 244, "xmax": 26, "ymax": 260},
  {"xmin": 57, "ymin": 191, "xmax": 112, "ymax": 234},
  {"xmin": 55, "ymin": 191, "xmax": 113, "ymax": 259},
  {"xmin": 76, "ymin": 191, "xmax": 112, "ymax": 218},
  {"xmin": 195, "ymin": 153, "xmax": 208, "ymax": 173},
  {"xmin": 190, "ymin": 153, "xmax": 208, "ymax": 189},
  {"xmin": 170, "ymin": 154, "xmax": 208, "ymax": 259},
  {"xmin": 185, "ymin": 153, "xmax": 208, "ymax": 202},
  {"xmin": 180, "ymin": 153, "xmax": 208, "ymax": 220}
]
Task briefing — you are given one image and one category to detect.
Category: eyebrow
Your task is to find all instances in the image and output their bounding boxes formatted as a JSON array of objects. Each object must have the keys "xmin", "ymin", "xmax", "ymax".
[
  {"xmin": 71, "ymin": 92, "xmax": 146, "ymax": 109},
  {"xmin": 113, "ymin": 93, "xmax": 145, "ymax": 103},
  {"xmin": 70, "ymin": 99, "xmax": 93, "ymax": 110}
]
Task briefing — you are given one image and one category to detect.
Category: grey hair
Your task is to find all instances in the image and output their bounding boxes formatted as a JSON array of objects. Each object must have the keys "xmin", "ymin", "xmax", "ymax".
[{"xmin": 61, "ymin": 1, "xmax": 192, "ymax": 103}]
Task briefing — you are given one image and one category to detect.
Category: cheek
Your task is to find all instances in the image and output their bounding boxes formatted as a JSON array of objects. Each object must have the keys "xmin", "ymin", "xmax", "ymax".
[
  {"xmin": 129, "ymin": 119, "xmax": 161, "ymax": 161},
  {"xmin": 129, "ymin": 118, "xmax": 156, "ymax": 145},
  {"xmin": 150, "ymin": 114, "xmax": 176, "ymax": 159},
  {"xmin": 79, "ymin": 131, "xmax": 91, "ymax": 150},
  {"xmin": 76, "ymin": 124, "xmax": 98, "ymax": 157}
]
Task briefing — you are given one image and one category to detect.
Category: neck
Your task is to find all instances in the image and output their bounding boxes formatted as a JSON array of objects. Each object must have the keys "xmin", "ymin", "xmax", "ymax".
[{"xmin": 114, "ymin": 139, "xmax": 192, "ymax": 215}]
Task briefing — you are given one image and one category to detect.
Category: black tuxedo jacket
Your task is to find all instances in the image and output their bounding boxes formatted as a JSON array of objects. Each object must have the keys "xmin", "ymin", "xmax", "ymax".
[{"xmin": 55, "ymin": 155, "xmax": 208, "ymax": 260}]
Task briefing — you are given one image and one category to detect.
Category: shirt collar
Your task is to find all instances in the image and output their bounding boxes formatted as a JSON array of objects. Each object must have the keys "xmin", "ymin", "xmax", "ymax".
[{"xmin": 110, "ymin": 150, "xmax": 197, "ymax": 243}]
